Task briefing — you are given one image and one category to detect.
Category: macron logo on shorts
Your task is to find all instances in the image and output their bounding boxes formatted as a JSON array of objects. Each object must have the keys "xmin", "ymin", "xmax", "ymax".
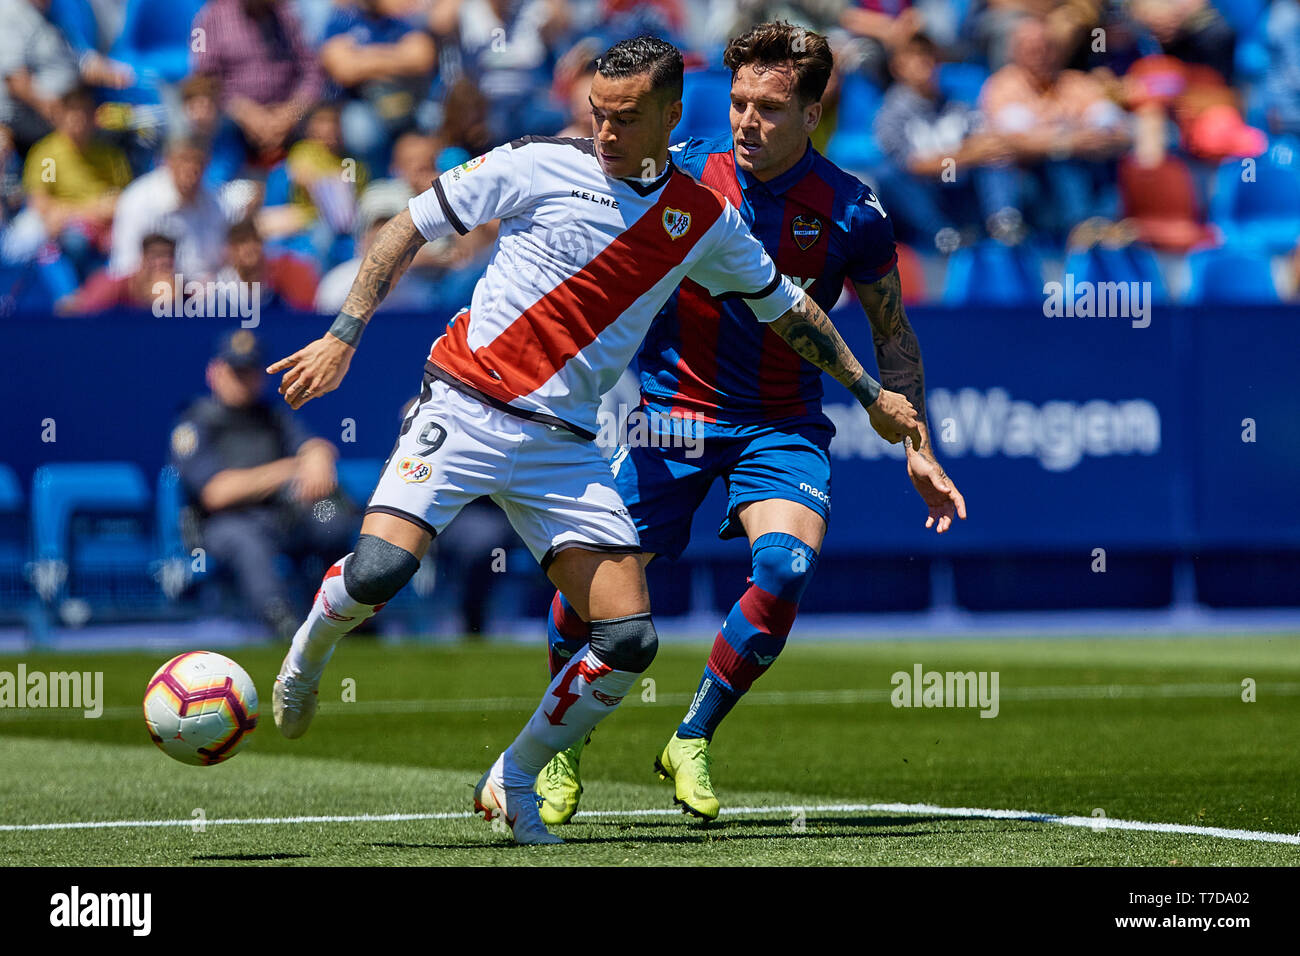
[{"xmin": 799, "ymin": 481, "xmax": 830, "ymax": 504}]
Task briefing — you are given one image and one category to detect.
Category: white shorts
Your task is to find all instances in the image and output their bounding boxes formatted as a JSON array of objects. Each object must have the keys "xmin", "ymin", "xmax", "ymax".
[{"xmin": 366, "ymin": 371, "xmax": 641, "ymax": 569}]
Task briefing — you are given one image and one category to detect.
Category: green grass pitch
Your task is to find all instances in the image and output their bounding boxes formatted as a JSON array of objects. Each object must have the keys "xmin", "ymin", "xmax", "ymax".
[{"xmin": 1, "ymin": 635, "xmax": 1298, "ymax": 866}]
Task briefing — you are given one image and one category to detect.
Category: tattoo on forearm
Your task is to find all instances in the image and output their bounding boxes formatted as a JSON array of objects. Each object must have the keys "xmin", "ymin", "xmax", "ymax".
[
  {"xmin": 861, "ymin": 268, "xmax": 931, "ymax": 453},
  {"xmin": 340, "ymin": 209, "xmax": 424, "ymax": 323},
  {"xmin": 772, "ymin": 293, "xmax": 877, "ymax": 393}
]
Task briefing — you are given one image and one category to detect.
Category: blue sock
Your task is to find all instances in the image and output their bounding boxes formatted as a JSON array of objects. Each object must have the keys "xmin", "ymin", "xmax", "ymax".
[{"xmin": 678, "ymin": 666, "xmax": 742, "ymax": 741}]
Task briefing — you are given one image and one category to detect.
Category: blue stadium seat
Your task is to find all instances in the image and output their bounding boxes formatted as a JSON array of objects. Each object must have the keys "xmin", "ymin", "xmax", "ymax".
[
  {"xmin": 1063, "ymin": 244, "xmax": 1170, "ymax": 303},
  {"xmin": 31, "ymin": 462, "xmax": 157, "ymax": 611},
  {"xmin": 1209, "ymin": 139, "xmax": 1300, "ymax": 252},
  {"xmin": 110, "ymin": 0, "xmax": 206, "ymax": 85},
  {"xmin": 826, "ymin": 73, "xmax": 884, "ymax": 173},
  {"xmin": 335, "ymin": 458, "xmax": 383, "ymax": 507},
  {"xmin": 1211, "ymin": 0, "xmax": 1267, "ymax": 33},
  {"xmin": 1183, "ymin": 246, "xmax": 1280, "ymax": 303},
  {"xmin": 156, "ymin": 465, "xmax": 186, "ymax": 561},
  {"xmin": 942, "ymin": 240, "xmax": 1044, "ymax": 304},
  {"xmin": 0, "ymin": 464, "xmax": 28, "ymax": 613},
  {"xmin": 936, "ymin": 62, "xmax": 989, "ymax": 105},
  {"xmin": 677, "ymin": 69, "xmax": 733, "ymax": 141}
]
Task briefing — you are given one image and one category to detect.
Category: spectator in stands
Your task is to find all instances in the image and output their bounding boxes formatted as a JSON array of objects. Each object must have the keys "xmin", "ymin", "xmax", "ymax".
[
  {"xmin": 0, "ymin": 0, "xmax": 132, "ymax": 153},
  {"xmin": 57, "ymin": 230, "xmax": 177, "ymax": 312},
  {"xmin": 259, "ymin": 101, "xmax": 368, "ymax": 264},
  {"xmin": 428, "ymin": 0, "xmax": 568, "ymax": 142},
  {"xmin": 214, "ymin": 218, "xmax": 318, "ymax": 311},
  {"xmin": 192, "ymin": 0, "xmax": 324, "ymax": 168},
  {"xmin": 314, "ymin": 183, "xmax": 434, "ymax": 312},
  {"xmin": 971, "ymin": 0, "xmax": 1105, "ymax": 72},
  {"xmin": 840, "ymin": 0, "xmax": 925, "ymax": 86},
  {"xmin": 319, "ymin": 0, "xmax": 437, "ymax": 174},
  {"xmin": 109, "ymin": 133, "xmax": 229, "ymax": 281},
  {"xmin": 170, "ymin": 329, "xmax": 356, "ymax": 639},
  {"xmin": 1265, "ymin": 0, "xmax": 1300, "ymax": 138},
  {"xmin": 874, "ymin": 34, "xmax": 1013, "ymax": 251},
  {"xmin": 978, "ymin": 15, "xmax": 1131, "ymax": 240},
  {"xmin": 3, "ymin": 85, "xmax": 130, "ymax": 278},
  {"xmin": 179, "ymin": 74, "xmax": 247, "ymax": 190},
  {"xmin": 554, "ymin": 39, "xmax": 600, "ymax": 138},
  {"xmin": 1129, "ymin": 0, "xmax": 1236, "ymax": 82}
]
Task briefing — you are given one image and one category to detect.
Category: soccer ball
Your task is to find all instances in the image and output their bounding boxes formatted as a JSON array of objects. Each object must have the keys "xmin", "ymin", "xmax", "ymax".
[{"xmin": 143, "ymin": 651, "xmax": 259, "ymax": 766}]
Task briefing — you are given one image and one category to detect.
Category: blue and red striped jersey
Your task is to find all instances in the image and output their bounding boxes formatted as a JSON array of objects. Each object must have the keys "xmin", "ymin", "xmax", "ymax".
[{"xmin": 638, "ymin": 134, "xmax": 897, "ymax": 425}]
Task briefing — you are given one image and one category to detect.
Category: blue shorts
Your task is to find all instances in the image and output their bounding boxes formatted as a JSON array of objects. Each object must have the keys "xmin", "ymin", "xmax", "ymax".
[{"xmin": 609, "ymin": 406, "xmax": 833, "ymax": 561}]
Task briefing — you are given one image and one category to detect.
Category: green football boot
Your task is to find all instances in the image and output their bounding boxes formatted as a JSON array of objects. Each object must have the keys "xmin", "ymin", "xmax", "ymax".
[
  {"xmin": 654, "ymin": 734, "xmax": 720, "ymax": 821},
  {"xmin": 537, "ymin": 732, "xmax": 591, "ymax": 825}
]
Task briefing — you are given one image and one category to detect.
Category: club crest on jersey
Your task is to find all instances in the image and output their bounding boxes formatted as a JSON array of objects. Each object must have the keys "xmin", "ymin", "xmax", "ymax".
[
  {"xmin": 662, "ymin": 207, "xmax": 691, "ymax": 240},
  {"xmin": 791, "ymin": 214, "xmax": 822, "ymax": 250},
  {"xmin": 396, "ymin": 456, "xmax": 432, "ymax": 483}
]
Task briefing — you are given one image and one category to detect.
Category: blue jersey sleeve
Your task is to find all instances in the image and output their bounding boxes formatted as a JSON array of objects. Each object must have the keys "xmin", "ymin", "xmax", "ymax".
[{"xmin": 844, "ymin": 183, "xmax": 898, "ymax": 285}]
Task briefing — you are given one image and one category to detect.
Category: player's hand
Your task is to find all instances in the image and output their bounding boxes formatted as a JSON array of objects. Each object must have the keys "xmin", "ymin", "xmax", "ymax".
[
  {"xmin": 906, "ymin": 444, "xmax": 967, "ymax": 534},
  {"xmin": 267, "ymin": 335, "xmax": 354, "ymax": 409},
  {"xmin": 866, "ymin": 388, "xmax": 923, "ymax": 447}
]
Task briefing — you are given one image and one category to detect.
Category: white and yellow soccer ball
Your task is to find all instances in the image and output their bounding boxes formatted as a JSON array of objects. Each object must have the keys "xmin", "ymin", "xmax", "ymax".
[{"xmin": 143, "ymin": 651, "xmax": 259, "ymax": 765}]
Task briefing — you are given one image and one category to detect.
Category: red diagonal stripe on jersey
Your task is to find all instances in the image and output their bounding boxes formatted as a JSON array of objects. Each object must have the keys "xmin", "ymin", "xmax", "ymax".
[
  {"xmin": 430, "ymin": 172, "xmax": 727, "ymax": 405},
  {"xmin": 699, "ymin": 150, "xmax": 743, "ymax": 210}
]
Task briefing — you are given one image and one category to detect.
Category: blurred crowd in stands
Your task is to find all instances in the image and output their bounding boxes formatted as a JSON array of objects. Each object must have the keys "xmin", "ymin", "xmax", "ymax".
[{"xmin": 1, "ymin": 0, "xmax": 1298, "ymax": 313}]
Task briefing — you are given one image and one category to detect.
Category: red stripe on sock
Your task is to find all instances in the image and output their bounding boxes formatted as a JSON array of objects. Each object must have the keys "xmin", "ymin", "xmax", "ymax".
[
  {"xmin": 705, "ymin": 633, "xmax": 764, "ymax": 693},
  {"xmin": 738, "ymin": 584, "xmax": 799, "ymax": 638}
]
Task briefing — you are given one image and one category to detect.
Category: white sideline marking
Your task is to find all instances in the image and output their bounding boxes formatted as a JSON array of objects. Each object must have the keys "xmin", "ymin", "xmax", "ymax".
[
  {"xmin": 4, "ymin": 681, "xmax": 1296, "ymax": 722},
  {"xmin": 3, "ymin": 802, "xmax": 1298, "ymax": 845}
]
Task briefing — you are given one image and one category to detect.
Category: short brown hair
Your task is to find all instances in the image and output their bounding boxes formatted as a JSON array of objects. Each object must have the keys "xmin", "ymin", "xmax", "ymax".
[{"xmin": 723, "ymin": 20, "xmax": 834, "ymax": 104}]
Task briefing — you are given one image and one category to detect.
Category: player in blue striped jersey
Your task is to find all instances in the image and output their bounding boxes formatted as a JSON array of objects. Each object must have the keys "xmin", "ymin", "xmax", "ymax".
[{"xmin": 538, "ymin": 22, "xmax": 967, "ymax": 824}]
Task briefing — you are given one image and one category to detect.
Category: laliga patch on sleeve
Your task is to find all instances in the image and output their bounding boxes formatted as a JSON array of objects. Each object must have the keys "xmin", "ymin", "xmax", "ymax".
[{"xmin": 396, "ymin": 456, "xmax": 432, "ymax": 483}]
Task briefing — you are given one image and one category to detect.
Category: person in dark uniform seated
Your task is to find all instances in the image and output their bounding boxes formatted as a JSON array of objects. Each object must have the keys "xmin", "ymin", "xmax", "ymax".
[{"xmin": 170, "ymin": 330, "xmax": 358, "ymax": 638}]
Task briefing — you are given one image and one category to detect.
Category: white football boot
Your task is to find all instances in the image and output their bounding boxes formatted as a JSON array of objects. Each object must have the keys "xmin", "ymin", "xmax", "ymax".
[
  {"xmin": 272, "ymin": 654, "xmax": 320, "ymax": 739},
  {"xmin": 473, "ymin": 753, "xmax": 564, "ymax": 846}
]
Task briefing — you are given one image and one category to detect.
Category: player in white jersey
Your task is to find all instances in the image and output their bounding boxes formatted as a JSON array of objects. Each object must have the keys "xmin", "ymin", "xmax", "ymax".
[{"xmin": 263, "ymin": 37, "xmax": 923, "ymax": 845}]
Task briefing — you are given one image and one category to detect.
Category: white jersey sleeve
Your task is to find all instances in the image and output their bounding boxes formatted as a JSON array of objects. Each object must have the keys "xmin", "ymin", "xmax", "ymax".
[
  {"xmin": 408, "ymin": 142, "xmax": 537, "ymax": 241},
  {"xmin": 684, "ymin": 200, "xmax": 805, "ymax": 322}
]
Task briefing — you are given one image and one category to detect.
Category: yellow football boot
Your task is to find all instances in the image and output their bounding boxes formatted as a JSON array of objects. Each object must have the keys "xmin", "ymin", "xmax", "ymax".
[{"xmin": 654, "ymin": 734, "xmax": 720, "ymax": 821}]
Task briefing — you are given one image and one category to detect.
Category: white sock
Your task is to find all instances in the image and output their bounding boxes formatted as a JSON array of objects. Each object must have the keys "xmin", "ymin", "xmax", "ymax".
[
  {"xmin": 284, "ymin": 555, "xmax": 382, "ymax": 680},
  {"xmin": 502, "ymin": 645, "xmax": 638, "ymax": 789}
]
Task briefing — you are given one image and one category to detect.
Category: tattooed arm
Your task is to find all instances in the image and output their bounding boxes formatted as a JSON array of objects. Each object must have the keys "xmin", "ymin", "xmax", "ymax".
[
  {"xmin": 267, "ymin": 210, "xmax": 425, "ymax": 409},
  {"xmin": 853, "ymin": 267, "xmax": 932, "ymax": 454},
  {"xmin": 769, "ymin": 289, "xmax": 923, "ymax": 447},
  {"xmin": 854, "ymin": 267, "xmax": 967, "ymax": 533},
  {"xmin": 337, "ymin": 210, "xmax": 424, "ymax": 324}
]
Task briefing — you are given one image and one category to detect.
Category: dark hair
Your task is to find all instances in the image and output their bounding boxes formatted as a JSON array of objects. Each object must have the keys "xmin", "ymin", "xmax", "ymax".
[
  {"xmin": 723, "ymin": 20, "xmax": 834, "ymax": 104},
  {"xmin": 596, "ymin": 35, "xmax": 684, "ymax": 101},
  {"xmin": 898, "ymin": 33, "xmax": 939, "ymax": 61},
  {"xmin": 180, "ymin": 73, "xmax": 221, "ymax": 103},
  {"xmin": 141, "ymin": 232, "xmax": 176, "ymax": 253},
  {"xmin": 59, "ymin": 85, "xmax": 96, "ymax": 111},
  {"xmin": 226, "ymin": 218, "xmax": 262, "ymax": 245}
]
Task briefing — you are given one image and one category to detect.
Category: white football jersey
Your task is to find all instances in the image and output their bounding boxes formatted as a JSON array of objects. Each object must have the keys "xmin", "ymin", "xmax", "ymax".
[{"xmin": 407, "ymin": 135, "xmax": 804, "ymax": 438}]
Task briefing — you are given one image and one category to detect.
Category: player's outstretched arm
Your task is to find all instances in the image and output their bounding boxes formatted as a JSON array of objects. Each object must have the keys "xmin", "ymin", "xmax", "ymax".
[
  {"xmin": 855, "ymin": 267, "xmax": 967, "ymax": 533},
  {"xmin": 769, "ymin": 290, "xmax": 923, "ymax": 447},
  {"xmin": 267, "ymin": 210, "xmax": 425, "ymax": 409}
]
